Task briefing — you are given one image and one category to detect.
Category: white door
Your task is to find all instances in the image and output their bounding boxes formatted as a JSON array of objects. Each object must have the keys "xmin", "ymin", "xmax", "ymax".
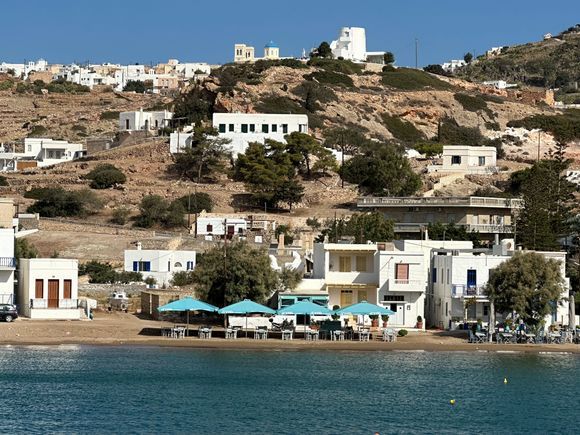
[{"xmin": 389, "ymin": 303, "xmax": 406, "ymax": 326}]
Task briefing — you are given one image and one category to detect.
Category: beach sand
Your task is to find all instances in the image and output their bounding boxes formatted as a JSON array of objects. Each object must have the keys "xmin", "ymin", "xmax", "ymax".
[{"xmin": 1, "ymin": 312, "xmax": 578, "ymax": 354}]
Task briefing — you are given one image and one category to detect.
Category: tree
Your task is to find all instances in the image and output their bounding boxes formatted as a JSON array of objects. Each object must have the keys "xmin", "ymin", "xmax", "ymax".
[
  {"xmin": 516, "ymin": 156, "xmax": 575, "ymax": 251},
  {"xmin": 463, "ymin": 52, "xmax": 473, "ymax": 64},
  {"xmin": 123, "ymin": 80, "xmax": 150, "ymax": 93},
  {"xmin": 274, "ymin": 179, "xmax": 304, "ymax": 211},
  {"xmin": 423, "ymin": 64, "xmax": 448, "ymax": 76},
  {"xmin": 427, "ymin": 223, "xmax": 482, "ymax": 248},
  {"xmin": 191, "ymin": 242, "xmax": 280, "ymax": 306},
  {"xmin": 340, "ymin": 143, "xmax": 421, "ymax": 195},
  {"xmin": 134, "ymin": 195, "xmax": 185, "ymax": 228},
  {"xmin": 79, "ymin": 260, "xmax": 142, "ymax": 284},
  {"xmin": 171, "ymin": 126, "xmax": 231, "ymax": 183},
  {"xmin": 383, "ymin": 52, "xmax": 395, "ymax": 64},
  {"xmin": 315, "ymin": 41, "xmax": 333, "ymax": 58},
  {"xmin": 0, "ymin": 175, "xmax": 8, "ymax": 186},
  {"xmin": 15, "ymin": 238, "xmax": 38, "ymax": 261},
  {"xmin": 26, "ymin": 188, "xmax": 103, "ymax": 217},
  {"xmin": 172, "ymin": 84, "xmax": 215, "ymax": 125},
  {"xmin": 176, "ymin": 192, "xmax": 213, "ymax": 214},
  {"xmin": 285, "ymin": 132, "xmax": 336, "ymax": 178},
  {"xmin": 317, "ymin": 212, "xmax": 395, "ymax": 243},
  {"xmin": 110, "ymin": 207, "xmax": 131, "ymax": 225},
  {"xmin": 485, "ymin": 252, "xmax": 565, "ymax": 327}
]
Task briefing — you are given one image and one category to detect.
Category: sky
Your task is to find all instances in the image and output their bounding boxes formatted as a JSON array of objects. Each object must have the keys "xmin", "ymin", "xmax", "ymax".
[{"xmin": 1, "ymin": 0, "xmax": 578, "ymax": 67}]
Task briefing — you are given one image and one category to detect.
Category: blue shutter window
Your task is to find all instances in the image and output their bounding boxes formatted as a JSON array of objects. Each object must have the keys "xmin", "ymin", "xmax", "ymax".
[
  {"xmin": 133, "ymin": 261, "xmax": 138, "ymax": 272},
  {"xmin": 144, "ymin": 262, "xmax": 151, "ymax": 272},
  {"xmin": 432, "ymin": 267, "xmax": 437, "ymax": 284}
]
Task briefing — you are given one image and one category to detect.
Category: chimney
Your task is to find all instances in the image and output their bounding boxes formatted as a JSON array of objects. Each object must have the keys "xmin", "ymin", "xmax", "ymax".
[{"xmin": 136, "ymin": 241, "xmax": 142, "ymax": 250}]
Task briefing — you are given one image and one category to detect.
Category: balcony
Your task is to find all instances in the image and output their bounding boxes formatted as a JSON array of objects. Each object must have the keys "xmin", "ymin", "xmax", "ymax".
[
  {"xmin": 393, "ymin": 223, "xmax": 514, "ymax": 234},
  {"xmin": 30, "ymin": 299, "xmax": 79, "ymax": 309},
  {"xmin": 357, "ymin": 196, "xmax": 523, "ymax": 209},
  {"xmin": 387, "ymin": 279, "xmax": 426, "ymax": 292},
  {"xmin": 0, "ymin": 257, "xmax": 16, "ymax": 269},
  {"xmin": 451, "ymin": 285, "xmax": 487, "ymax": 299},
  {"xmin": 325, "ymin": 271, "xmax": 378, "ymax": 286}
]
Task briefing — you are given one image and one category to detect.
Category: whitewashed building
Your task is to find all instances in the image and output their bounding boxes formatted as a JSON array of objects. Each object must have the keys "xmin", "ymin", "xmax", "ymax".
[
  {"xmin": 441, "ymin": 59, "xmax": 466, "ymax": 73},
  {"xmin": 17, "ymin": 258, "xmax": 82, "ymax": 320},
  {"xmin": 0, "ymin": 138, "xmax": 85, "ymax": 172},
  {"xmin": 124, "ymin": 246, "xmax": 196, "ymax": 287},
  {"xmin": 119, "ymin": 109, "xmax": 173, "ymax": 131},
  {"xmin": 212, "ymin": 113, "xmax": 309, "ymax": 156},
  {"xmin": 482, "ymin": 80, "xmax": 517, "ymax": 90},
  {"xmin": 430, "ymin": 240, "xmax": 570, "ymax": 330},
  {"xmin": 329, "ymin": 27, "xmax": 385, "ymax": 63},
  {"xmin": 427, "ymin": 145, "xmax": 498, "ymax": 174},
  {"xmin": 195, "ymin": 216, "xmax": 247, "ymax": 237},
  {"xmin": 234, "ymin": 41, "xmax": 281, "ymax": 63},
  {"xmin": 0, "ymin": 228, "xmax": 16, "ymax": 305}
]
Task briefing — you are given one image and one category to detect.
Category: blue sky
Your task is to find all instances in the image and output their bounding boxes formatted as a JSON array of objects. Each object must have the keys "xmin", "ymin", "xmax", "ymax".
[{"xmin": 1, "ymin": 0, "xmax": 578, "ymax": 66}]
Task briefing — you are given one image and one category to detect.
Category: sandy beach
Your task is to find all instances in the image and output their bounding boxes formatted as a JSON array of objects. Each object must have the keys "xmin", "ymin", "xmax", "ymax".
[{"xmin": 1, "ymin": 312, "xmax": 578, "ymax": 354}]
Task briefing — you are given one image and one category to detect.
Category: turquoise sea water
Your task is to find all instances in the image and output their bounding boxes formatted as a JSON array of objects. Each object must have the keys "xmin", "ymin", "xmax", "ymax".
[{"xmin": 0, "ymin": 346, "xmax": 578, "ymax": 434}]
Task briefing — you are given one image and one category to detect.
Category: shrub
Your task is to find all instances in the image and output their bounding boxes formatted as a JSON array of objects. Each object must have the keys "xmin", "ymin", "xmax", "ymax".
[
  {"xmin": 15, "ymin": 238, "xmax": 38, "ymax": 260},
  {"xmin": 381, "ymin": 114, "xmax": 424, "ymax": 143},
  {"xmin": 29, "ymin": 125, "xmax": 48, "ymax": 137},
  {"xmin": 454, "ymin": 93, "xmax": 489, "ymax": 113},
  {"xmin": 46, "ymin": 80, "xmax": 89, "ymax": 94},
  {"xmin": 413, "ymin": 142, "xmax": 443, "ymax": 156},
  {"xmin": 0, "ymin": 175, "xmax": 8, "ymax": 186},
  {"xmin": 381, "ymin": 68, "xmax": 453, "ymax": 91},
  {"xmin": 398, "ymin": 329, "xmax": 408, "ymax": 337},
  {"xmin": 438, "ymin": 117, "xmax": 484, "ymax": 145},
  {"xmin": 26, "ymin": 187, "xmax": 103, "ymax": 217},
  {"xmin": 134, "ymin": 195, "xmax": 185, "ymax": 228},
  {"xmin": 0, "ymin": 80, "xmax": 14, "ymax": 91},
  {"xmin": 306, "ymin": 70, "xmax": 354, "ymax": 88},
  {"xmin": 144, "ymin": 276, "xmax": 157, "ymax": 286},
  {"xmin": 507, "ymin": 111, "xmax": 580, "ymax": 142},
  {"xmin": 255, "ymin": 95, "xmax": 305, "ymax": 114},
  {"xmin": 83, "ymin": 164, "xmax": 126, "ymax": 189},
  {"xmin": 171, "ymin": 271, "xmax": 195, "ymax": 287},
  {"xmin": 175, "ymin": 192, "xmax": 213, "ymax": 213},
  {"xmin": 100, "ymin": 111, "xmax": 120, "ymax": 120},
  {"xmin": 110, "ymin": 207, "xmax": 131, "ymax": 225},
  {"xmin": 123, "ymin": 80, "xmax": 150, "ymax": 93},
  {"xmin": 307, "ymin": 58, "xmax": 363, "ymax": 75},
  {"xmin": 79, "ymin": 260, "xmax": 142, "ymax": 284}
]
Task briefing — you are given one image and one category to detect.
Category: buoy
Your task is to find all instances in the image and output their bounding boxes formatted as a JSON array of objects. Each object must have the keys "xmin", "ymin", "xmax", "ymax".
[
  {"xmin": 450, "ymin": 399, "xmax": 456, "ymax": 405},
  {"xmin": 504, "ymin": 378, "xmax": 508, "ymax": 384}
]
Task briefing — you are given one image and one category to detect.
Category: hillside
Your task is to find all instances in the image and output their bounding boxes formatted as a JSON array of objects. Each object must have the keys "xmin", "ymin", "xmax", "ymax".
[{"xmin": 458, "ymin": 25, "xmax": 580, "ymax": 94}]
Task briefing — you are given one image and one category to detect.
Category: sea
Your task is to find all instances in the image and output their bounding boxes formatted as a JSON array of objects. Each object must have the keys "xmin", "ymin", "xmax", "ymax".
[{"xmin": 0, "ymin": 346, "xmax": 578, "ymax": 434}]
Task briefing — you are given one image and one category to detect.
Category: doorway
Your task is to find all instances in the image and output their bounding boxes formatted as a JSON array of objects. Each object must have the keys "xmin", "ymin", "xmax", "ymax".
[{"xmin": 48, "ymin": 280, "xmax": 59, "ymax": 308}]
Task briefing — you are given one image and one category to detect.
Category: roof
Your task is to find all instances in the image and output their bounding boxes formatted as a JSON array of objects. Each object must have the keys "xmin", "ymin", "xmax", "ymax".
[{"xmin": 265, "ymin": 40, "xmax": 278, "ymax": 48}]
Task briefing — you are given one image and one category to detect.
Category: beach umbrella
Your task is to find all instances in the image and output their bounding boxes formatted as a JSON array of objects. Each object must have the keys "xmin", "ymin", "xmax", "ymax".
[
  {"xmin": 277, "ymin": 300, "xmax": 332, "ymax": 338},
  {"xmin": 157, "ymin": 297, "xmax": 218, "ymax": 335},
  {"xmin": 335, "ymin": 301, "xmax": 395, "ymax": 330},
  {"xmin": 218, "ymin": 299, "xmax": 276, "ymax": 337},
  {"xmin": 569, "ymin": 292, "xmax": 576, "ymax": 331},
  {"xmin": 488, "ymin": 300, "xmax": 495, "ymax": 343}
]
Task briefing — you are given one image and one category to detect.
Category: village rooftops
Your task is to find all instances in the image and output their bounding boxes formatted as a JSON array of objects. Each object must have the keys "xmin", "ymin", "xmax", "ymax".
[{"xmin": 357, "ymin": 196, "xmax": 523, "ymax": 209}]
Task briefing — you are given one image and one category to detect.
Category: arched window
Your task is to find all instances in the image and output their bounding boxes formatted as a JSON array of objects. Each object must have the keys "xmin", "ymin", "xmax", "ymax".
[{"xmin": 174, "ymin": 262, "xmax": 182, "ymax": 268}]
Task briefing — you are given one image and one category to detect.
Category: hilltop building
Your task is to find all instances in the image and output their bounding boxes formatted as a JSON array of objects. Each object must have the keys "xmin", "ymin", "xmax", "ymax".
[
  {"xmin": 427, "ymin": 145, "xmax": 498, "ymax": 174},
  {"xmin": 0, "ymin": 138, "xmax": 85, "ymax": 172},
  {"xmin": 234, "ymin": 41, "xmax": 281, "ymax": 63},
  {"xmin": 119, "ymin": 109, "xmax": 173, "ymax": 131},
  {"xmin": 441, "ymin": 59, "xmax": 466, "ymax": 73},
  {"xmin": 329, "ymin": 27, "xmax": 385, "ymax": 63}
]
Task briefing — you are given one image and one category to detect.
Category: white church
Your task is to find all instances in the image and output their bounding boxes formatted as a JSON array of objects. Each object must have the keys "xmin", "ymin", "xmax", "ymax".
[{"xmin": 330, "ymin": 27, "xmax": 386, "ymax": 63}]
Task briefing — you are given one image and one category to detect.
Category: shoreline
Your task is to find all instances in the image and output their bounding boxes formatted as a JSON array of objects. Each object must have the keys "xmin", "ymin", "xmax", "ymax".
[{"xmin": 2, "ymin": 337, "xmax": 579, "ymax": 354}]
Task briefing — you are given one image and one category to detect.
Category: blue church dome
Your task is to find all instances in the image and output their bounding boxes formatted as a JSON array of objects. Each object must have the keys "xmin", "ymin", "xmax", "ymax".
[{"xmin": 264, "ymin": 40, "xmax": 279, "ymax": 48}]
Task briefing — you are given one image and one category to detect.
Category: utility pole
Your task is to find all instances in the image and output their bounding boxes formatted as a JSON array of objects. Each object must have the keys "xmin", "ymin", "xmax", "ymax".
[
  {"xmin": 415, "ymin": 38, "xmax": 419, "ymax": 69},
  {"xmin": 340, "ymin": 131, "xmax": 345, "ymax": 189}
]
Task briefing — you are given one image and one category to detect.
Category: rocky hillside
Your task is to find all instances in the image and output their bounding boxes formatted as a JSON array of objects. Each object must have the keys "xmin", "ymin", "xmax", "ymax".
[{"xmin": 458, "ymin": 25, "xmax": 580, "ymax": 92}]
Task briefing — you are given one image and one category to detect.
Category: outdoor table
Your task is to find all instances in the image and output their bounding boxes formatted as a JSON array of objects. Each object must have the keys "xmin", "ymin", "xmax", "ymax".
[
  {"xmin": 475, "ymin": 332, "xmax": 486, "ymax": 342},
  {"xmin": 498, "ymin": 332, "xmax": 514, "ymax": 344},
  {"xmin": 281, "ymin": 330, "xmax": 293, "ymax": 341},
  {"xmin": 331, "ymin": 330, "xmax": 344, "ymax": 341},
  {"xmin": 161, "ymin": 327, "xmax": 173, "ymax": 338},
  {"xmin": 254, "ymin": 329, "xmax": 268, "ymax": 340},
  {"xmin": 225, "ymin": 328, "xmax": 238, "ymax": 339},
  {"xmin": 198, "ymin": 327, "xmax": 212, "ymax": 339},
  {"xmin": 172, "ymin": 326, "xmax": 186, "ymax": 339},
  {"xmin": 306, "ymin": 330, "xmax": 319, "ymax": 341},
  {"xmin": 359, "ymin": 329, "xmax": 370, "ymax": 342},
  {"xmin": 548, "ymin": 333, "xmax": 562, "ymax": 344}
]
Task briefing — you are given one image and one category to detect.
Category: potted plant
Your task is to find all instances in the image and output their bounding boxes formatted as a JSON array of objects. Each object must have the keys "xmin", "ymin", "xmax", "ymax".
[
  {"xmin": 416, "ymin": 315, "xmax": 423, "ymax": 329},
  {"xmin": 381, "ymin": 315, "xmax": 389, "ymax": 328},
  {"xmin": 370, "ymin": 315, "xmax": 379, "ymax": 328}
]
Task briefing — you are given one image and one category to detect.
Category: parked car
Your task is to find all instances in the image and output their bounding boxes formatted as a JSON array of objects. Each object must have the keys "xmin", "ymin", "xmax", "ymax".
[{"xmin": 0, "ymin": 304, "xmax": 18, "ymax": 322}]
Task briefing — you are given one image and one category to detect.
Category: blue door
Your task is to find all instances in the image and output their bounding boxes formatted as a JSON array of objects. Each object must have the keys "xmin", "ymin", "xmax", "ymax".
[{"xmin": 467, "ymin": 270, "xmax": 477, "ymax": 287}]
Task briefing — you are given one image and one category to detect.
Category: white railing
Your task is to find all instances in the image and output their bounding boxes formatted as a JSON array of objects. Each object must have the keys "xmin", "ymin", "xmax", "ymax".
[
  {"xmin": 388, "ymin": 279, "xmax": 425, "ymax": 292},
  {"xmin": 0, "ymin": 257, "xmax": 15, "ymax": 268},
  {"xmin": 357, "ymin": 196, "xmax": 523, "ymax": 209},
  {"xmin": 30, "ymin": 299, "xmax": 79, "ymax": 309},
  {"xmin": 451, "ymin": 285, "xmax": 487, "ymax": 298},
  {"xmin": 393, "ymin": 223, "xmax": 514, "ymax": 234}
]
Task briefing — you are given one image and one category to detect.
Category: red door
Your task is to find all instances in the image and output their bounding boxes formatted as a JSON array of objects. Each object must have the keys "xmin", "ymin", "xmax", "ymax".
[{"xmin": 48, "ymin": 280, "xmax": 59, "ymax": 308}]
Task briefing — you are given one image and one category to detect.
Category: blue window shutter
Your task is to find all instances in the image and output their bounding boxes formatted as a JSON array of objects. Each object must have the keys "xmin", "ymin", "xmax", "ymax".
[
  {"xmin": 145, "ymin": 262, "xmax": 151, "ymax": 272},
  {"xmin": 133, "ymin": 261, "xmax": 138, "ymax": 272}
]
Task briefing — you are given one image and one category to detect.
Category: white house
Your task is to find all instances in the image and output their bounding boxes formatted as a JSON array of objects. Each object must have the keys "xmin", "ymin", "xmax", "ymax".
[
  {"xmin": 17, "ymin": 258, "xmax": 82, "ymax": 320},
  {"xmin": 0, "ymin": 228, "xmax": 16, "ymax": 305},
  {"xmin": 330, "ymin": 27, "xmax": 368, "ymax": 62},
  {"xmin": 211, "ymin": 113, "xmax": 309, "ymax": 156},
  {"xmin": 565, "ymin": 170, "xmax": 580, "ymax": 186},
  {"xmin": 195, "ymin": 216, "xmax": 247, "ymax": 237},
  {"xmin": 441, "ymin": 59, "xmax": 466, "ymax": 73},
  {"xmin": 430, "ymin": 240, "xmax": 570, "ymax": 330},
  {"xmin": 482, "ymin": 80, "xmax": 517, "ymax": 90},
  {"xmin": 427, "ymin": 145, "xmax": 498, "ymax": 174},
  {"xmin": 306, "ymin": 242, "xmax": 427, "ymax": 329},
  {"xmin": 0, "ymin": 138, "xmax": 85, "ymax": 172},
  {"xmin": 119, "ymin": 109, "xmax": 173, "ymax": 131},
  {"xmin": 124, "ymin": 246, "xmax": 196, "ymax": 287}
]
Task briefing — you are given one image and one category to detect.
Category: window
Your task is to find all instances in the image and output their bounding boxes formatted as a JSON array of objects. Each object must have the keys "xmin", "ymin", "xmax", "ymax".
[
  {"xmin": 132, "ymin": 261, "xmax": 151, "ymax": 272},
  {"xmin": 451, "ymin": 155, "xmax": 461, "ymax": 164},
  {"xmin": 282, "ymin": 124, "xmax": 288, "ymax": 134},
  {"xmin": 63, "ymin": 280, "xmax": 72, "ymax": 299},
  {"xmin": 357, "ymin": 290, "xmax": 367, "ymax": 302},
  {"xmin": 395, "ymin": 263, "xmax": 409, "ymax": 283},
  {"xmin": 186, "ymin": 261, "xmax": 195, "ymax": 271},
  {"xmin": 478, "ymin": 156, "xmax": 486, "ymax": 166},
  {"xmin": 338, "ymin": 256, "xmax": 351, "ymax": 272},
  {"xmin": 299, "ymin": 124, "xmax": 307, "ymax": 133},
  {"xmin": 174, "ymin": 262, "xmax": 183, "ymax": 268},
  {"xmin": 241, "ymin": 124, "xmax": 248, "ymax": 133},
  {"xmin": 483, "ymin": 305, "xmax": 489, "ymax": 316},
  {"xmin": 125, "ymin": 119, "xmax": 130, "ymax": 129},
  {"xmin": 206, "ymin": 224, "xmax": 213, "ymax": 233},
  {"xmin": 340, "ymin": 290, "xmax": 353, "ymax": 307},
  {"xmin": 229, "ymin": 124, "xmax": 234, "ymax": 132},
  {"xmin": 155, "ymin": 120, "xmax": 159, "ymax": 128},
  {"xmin": 218, "ymin": 124, "xmax": 226, "ymax": 133},
  {"xmin": 384, "ymin": 295, "xmax": 405, "ymax": 302},
  {"xmin": 271, "ymin": 124, "xmax": 277, "ymax": 133},
  {"xmin": 447, "ymin": 269, "xmax": 450, "ymax": 285},
  {"xmin": 261, "ymin": 124, "xmax": 269, "ymax": 133},
  {"xmin": 35, "ymin": 279, "xmax": 43, "ymax": 299},
  {"xmin": 432, "ymin": 267, "xmax": 437, "ymax": 283},
  {"xmin": 355, "ymin": 256, "xmax": 368, "ymax": 272},
  {"xmin": 467, "ymin": 269, "xmax": 477, "ymax": 287},
  {"xmin": 249, "ymin": 124, "xmax": 256, "ymax": 132},
  {"xmin": 27, "ymin": 145, "xmax": 32, "ymax": 152}
]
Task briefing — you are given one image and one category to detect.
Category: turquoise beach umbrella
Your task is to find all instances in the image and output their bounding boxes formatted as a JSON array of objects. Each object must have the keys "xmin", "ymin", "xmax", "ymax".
[
  {"xmin": 157, "ymin": 297, "xmax": 218, "ymax": 336},
  {"xmin": 218, "ymin": 299, "xmax": 275, "ymax": 337},
  {"xmin": 334, "ymin": 301, "xmax": 395, "ymax": 316}
]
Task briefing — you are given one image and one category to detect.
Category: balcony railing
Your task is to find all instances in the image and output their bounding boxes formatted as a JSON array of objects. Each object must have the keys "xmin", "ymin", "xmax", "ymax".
[
  {"xmin": 451, "ymin": 285, "xmax": 487, "ymax": 298},
  {"xmin": 357, "ymin": 196, "xmax": 523, "ymax": 209},
  {"xmin": 0, "ymin": 257, "xmax": 16, "ymax": 268},
  {"xmin": 393, "ymin": 223, "xmax": 514, "ymax": 234},
  {"xmin": 30, "ymin": 299, "xmax": 79, "ymax": 309},
  {"xmin": 387, "ymin": 279, "xmax": 425, "ymax": 292}
]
